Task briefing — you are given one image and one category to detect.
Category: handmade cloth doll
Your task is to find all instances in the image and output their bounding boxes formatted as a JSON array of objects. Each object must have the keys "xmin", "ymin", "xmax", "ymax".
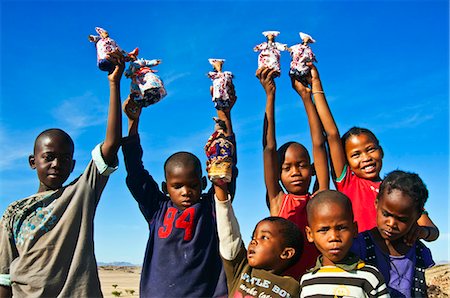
[
  {"xmin": 288, "ymin": 32, "xmax": 317, "ymax": 86},
  {"xmin": 125, "ymin": 58, "xmax": 167, "ymax": 107},
  {"xmin": 88, "ymin": 27, "xmax": 138, "ymax": 72},
  {"xmin": 253, "ymin": 31, "xmax": 288, "ymax": 77},
  {"xmin": 204, "ymin": 118, "xmax": 234, "ymax": 184},
  {"xmin": 207, "ymin": 59, "xmax": 234, "ymax": 110}
]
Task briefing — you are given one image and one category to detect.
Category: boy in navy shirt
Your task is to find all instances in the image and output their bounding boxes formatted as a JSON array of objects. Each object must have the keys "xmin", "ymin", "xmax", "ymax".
[{"xmin": 121, "ymin": 89, "xmax": 237, "ymax": 297}]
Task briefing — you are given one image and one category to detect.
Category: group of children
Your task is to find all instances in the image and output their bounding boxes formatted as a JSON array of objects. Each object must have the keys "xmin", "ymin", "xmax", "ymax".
[{"xmin": 0, "ymin": 48, "xmax": 440, "ymax": 298}]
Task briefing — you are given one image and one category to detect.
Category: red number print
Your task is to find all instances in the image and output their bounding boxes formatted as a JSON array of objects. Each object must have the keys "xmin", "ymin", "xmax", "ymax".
[
  {"xmin": 158, "ymin": 207, "xmax": 196, "ymax": 241},
  {"xmin": 158, "ymin": 207, "xmax": 177, "ymax": 238},
  {"xmin": 175, "ymin": 207, "xmax": 195, "ymax": 241}
]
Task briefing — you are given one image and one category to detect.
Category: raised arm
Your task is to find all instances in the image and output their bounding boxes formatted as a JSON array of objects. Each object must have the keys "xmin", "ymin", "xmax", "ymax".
[
  {"xmin": 257, "ymin": 67, "xmax": 284, "ymax": 215},
  {"xmin": 308, "ymin": 64, "xmax": 347, "ymax": 179},
  {"xmin": 101, "ymin": 50, "xmax": 125, "ymax": 165},
  {"xmin": 291, "ymin": 77, "xmax": 329, "ymax": 193}
]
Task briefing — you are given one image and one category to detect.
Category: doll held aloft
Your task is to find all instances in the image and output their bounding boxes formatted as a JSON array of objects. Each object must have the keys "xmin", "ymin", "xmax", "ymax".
[
  {"xmin": 207, "ymin": 58, "xmax": 234, "ymax": 110},
  {"xmin": 125, "ymin": 57, "xmax": 167, "ymax": 107},
  {"xmin": 288, "ymin": 32, "xmax": 317, "ymax": 86},
  {"xmin": 253, "ymin": 31, "xmax": 288, "ymax": 78},
  {"xmin": 88, "ymin": 27, "xmax": 138, "ymax": 73}
]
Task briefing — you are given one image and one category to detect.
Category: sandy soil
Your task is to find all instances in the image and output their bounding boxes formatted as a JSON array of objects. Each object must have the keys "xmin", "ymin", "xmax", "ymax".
[
  {"xmin": 99, "ymin": 264, "xmax": 450, "ymax": 297},
  {"xmin": 98, "ymin": 266, "xmax": 140, "ymax": 297}
]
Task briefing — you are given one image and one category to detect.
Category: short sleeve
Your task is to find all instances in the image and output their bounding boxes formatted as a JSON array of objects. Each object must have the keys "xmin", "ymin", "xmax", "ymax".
[
  {"xmin": 0, "ymin": 208, "xmax": 19, "ymax": 286},
  {"xmin": 92, "ymin": 143, "xmax": 118, "ymax": 176}
]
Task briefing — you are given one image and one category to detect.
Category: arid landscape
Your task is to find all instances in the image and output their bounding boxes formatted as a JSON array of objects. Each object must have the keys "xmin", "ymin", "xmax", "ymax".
[{"xmin": 99, "ymin": 263, "xmax": 450, "ymax": 297}]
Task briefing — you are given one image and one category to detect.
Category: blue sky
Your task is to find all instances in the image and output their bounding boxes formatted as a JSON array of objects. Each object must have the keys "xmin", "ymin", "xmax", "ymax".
[{"xmin": 1, "ymin": 0, "xmax": 448, "ymax": 264}]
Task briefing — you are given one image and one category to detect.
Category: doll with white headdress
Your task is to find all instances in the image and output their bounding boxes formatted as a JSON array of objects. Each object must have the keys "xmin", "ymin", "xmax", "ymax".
[
  {"xmin": 125, "ymin": 57, "xmax": 167, "ymax": 107},
  {"xmin": 253, "ymin": 31, "xmax": 288, "ymax": 77},
  {"xmin": 207, "ymin": 59, "xmax": 234, "ymax": 110},
  {"xmin": 288, "ymin": 32, "xmax": 317, "ymax": 86},
  {"xmin": 88, "ymin": 27, "xmax": 138, "ymax": 73}
]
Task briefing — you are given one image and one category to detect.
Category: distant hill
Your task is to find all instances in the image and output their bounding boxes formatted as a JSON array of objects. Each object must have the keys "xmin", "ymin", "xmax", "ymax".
[{"xmin": 97, "ymin": 261, "xmax": 137, "ymax": 266}]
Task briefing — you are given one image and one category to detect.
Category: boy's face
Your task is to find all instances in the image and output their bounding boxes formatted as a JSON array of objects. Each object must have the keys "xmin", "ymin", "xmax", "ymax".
[
  {"xmin": 376, "ymin": 189, "xmax": 420, "ymax": 242},
  {"xmin": 280, "ymin": 144, "xmax": 312, "ymax": 195},
  {"xmin": 29, "ymin": 134, "xmax": 75, "ymax": 192},
  {"xmin": 306, "ymin": 202, "xmax": 357, "ymax": 266},
  {"xmin": 345, "ymin": 133, "xmax": 383, "ymax": 181},
  {"xmin": 247, "ymin": 220, "xmax": 288, "ymax": 272},
  {"xmin": 165, "ymin": 164, "xmax": 203, "ymax": 210}
]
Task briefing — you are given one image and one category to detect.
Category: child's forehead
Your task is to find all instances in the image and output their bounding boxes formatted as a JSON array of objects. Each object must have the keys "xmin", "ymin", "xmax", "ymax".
[
  {"xmin": 310, "ymin": 201, "xmax": 352, "ymax": 222},
  {"xmin": 35, "ymin": 134, "xmax": 74, "ymax": 154}
]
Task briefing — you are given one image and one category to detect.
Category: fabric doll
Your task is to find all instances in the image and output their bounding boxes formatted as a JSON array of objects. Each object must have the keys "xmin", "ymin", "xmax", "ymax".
[
  {"xmin": 207, "ymin": 59, "xmax": 234, "ymax": 110},
  {"xmin": 125, "ymin": 58, "xmax": 167, "ymax": 107},
  {"xmin": 204, "ymin": 117, "xmax": 234, "ymax": 184},
  {"xmin": 88, "ymin": 27, "xmax": 138, "ymax": 72},
  {"xmin": 253, "ymin": 31, "xmax": 288, "ymax": 77},
  {"xmin": 288, "ymin": 32, "xmax": 317, "ymax": 86}
]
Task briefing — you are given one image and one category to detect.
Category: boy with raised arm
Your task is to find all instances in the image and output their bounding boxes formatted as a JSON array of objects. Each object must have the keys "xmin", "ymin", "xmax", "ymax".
[
  {"xmin": 121, "ymin": 86, "xmax": 237, "ymax": 297},
  {"xmin": 0, "ymin": 51, "xmax": 124, "ymax": 297}
]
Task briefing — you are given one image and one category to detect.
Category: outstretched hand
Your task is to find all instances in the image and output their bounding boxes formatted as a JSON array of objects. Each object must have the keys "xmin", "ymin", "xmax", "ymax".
[
  {"xmin": 107, "ymin": 50, "xmax": 125, "ymax": 83},
  {"xmin": 256, "ymin": 67, "xmax": 276, "ymax": 95},
  {"xmin": 123, "ymin": 96, "xmax": 142, "ymax": 121}
]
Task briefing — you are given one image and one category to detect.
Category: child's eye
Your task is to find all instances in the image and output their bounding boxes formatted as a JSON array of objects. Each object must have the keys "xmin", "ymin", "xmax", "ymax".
[
  {"xmin": 317, "ymin": 228, "xmax": 328, "ymax": 233},
  {"xmin": 261, "ymin": 235, "xmax": 269, "ymax": 240},
  {"xmin": 43, "ymin": 154, "xmax": 55, "ymax": 162},
  {"xmin": 351, "ymin": 153, "xmax": 360, "ymax": 158},
  {"xmin": 337, "ymin": 226, "xmax": 347, "ymax": 231},
  {"xmin": 398, "ymin": 217, "xmax": 409, "ymax": 223},
  {"xmin": 382, "ymin": 210, "xmax": 390, "ymax": 217},
  {"xmin": 282, "ymin": 167, "xmax": 290, "ymax": 172}
]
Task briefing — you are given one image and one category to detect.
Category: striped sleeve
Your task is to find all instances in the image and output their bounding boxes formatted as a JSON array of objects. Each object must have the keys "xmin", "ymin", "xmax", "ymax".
[{"xmin": 300, "ymin": 265, "xmax": 390, "ymax": 298}]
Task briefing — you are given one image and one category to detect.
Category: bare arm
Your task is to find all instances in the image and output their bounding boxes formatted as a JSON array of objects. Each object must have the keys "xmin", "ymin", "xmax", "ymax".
[
  {"xmin": 309, "ymin": 64, "xmax": 347, "ymax": 179},
  {"xmin": 257, "ymin": 68, "xmax": 284, "ymax": 215},
  {"xmin": 291, "ymin": 78, "xmax": 329, "ymax": 193},
  {"xmin": 404, "ymin": 212, "xmax": 440, "ymax": 245},
  {"xmin": 101, "ymin": 50, "xmax": 125, "ymax": 165},
  {"xmin": 0, "ymin": 286, "xmax": 12, "ymax": 298}
]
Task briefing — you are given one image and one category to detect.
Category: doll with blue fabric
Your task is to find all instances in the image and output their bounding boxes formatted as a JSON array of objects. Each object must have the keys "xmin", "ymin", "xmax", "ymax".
[
  {"xmin": 288, "ymin": 32, "xmax": 317, "ymax": 87},
  {"xmin": 88, "ymin": 27, "xmax": 138, "ymax": 73},
  {"xmin": 207, "ymin": 58, "xmax": 234, "ymax": 110},
  {"xmin": 125, "ymin": 57, "xmax": 167, "ymax": 107}
]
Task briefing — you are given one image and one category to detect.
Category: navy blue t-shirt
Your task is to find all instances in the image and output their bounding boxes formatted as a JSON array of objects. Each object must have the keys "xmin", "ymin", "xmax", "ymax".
[{"xmin": 122, "ymin": 134, "xmax": 229, "ymax": 297}]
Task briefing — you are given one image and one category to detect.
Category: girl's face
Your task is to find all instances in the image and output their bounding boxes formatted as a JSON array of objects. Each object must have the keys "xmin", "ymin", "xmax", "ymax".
[
  {"xmin": 345, "ymin": 133, "xmax": 383, "ymax": 181},
  {"xmin": 280, "ymin": 144, "xmax": 312, "ymax": 195},
  {"xmin": 376, "ymin": 189, "xmax": 420, "ymax": 242}
]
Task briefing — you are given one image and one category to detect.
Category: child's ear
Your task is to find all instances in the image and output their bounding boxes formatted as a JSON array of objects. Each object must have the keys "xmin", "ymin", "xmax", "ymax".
[
  {"xmin": 161, "ymin": 182, "xmax": 168, "ymax": 194},
  {"xmin": 201, "ymin": 176, "xmax": 207, "ymax": 190},
  {"xmin": 280, "ymin": 247, "xmax": 295, "ymax": 261},
  {"xmin": 29, "ymin": 154, "xmax": 36, "ymax": 169},
  {"xmin": 305, "ymin": 226, "xmax": 314, "ymax": 243},
  {"xmin": 380, "ymin": 146, "xmax": 384, "ymax": 159},
  {"xmin": 311, "ymin": 163, "xmax": 316, "ymax": 176}
]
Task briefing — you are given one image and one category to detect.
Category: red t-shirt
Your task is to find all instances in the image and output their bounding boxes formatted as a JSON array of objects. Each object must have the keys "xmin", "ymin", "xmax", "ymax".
[
  {"xmin": 336, "ymin": 165, "xmax": 381, "ymax": 232},
  {"xmin": 278, "ymin": 193, "xmax": 320, "ymax": 279}
]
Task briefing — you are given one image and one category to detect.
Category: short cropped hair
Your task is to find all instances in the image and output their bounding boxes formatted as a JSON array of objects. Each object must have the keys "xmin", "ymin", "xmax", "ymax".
[
  {"xmin": 341, "ymin": 127, "xmax": 380, "ymax": 148},
  {"xmin": 34, "ymin": 128, "xmax": 74, "ymax": 154},
  {"xmin": 258, "ymin": 216, "xmax": 303, "ymax": 265},
  {"xmin": 377, "ymin": 170, "xmax": 428, "ymax": 214},
  {"xmin": 277, "ymin": 142, "xmax": 311, "ymax": 172},
  {"xmin": 164, "ymin": 151, "xmax": 202, "ymax": 178},
  {"xmin": 307, "ymin": 190, "xmax": 354, "ymax": 225}
]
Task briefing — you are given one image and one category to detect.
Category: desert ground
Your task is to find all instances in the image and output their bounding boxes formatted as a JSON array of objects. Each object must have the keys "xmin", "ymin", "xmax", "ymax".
[{"xmin": 99, "ymin": 264, "xmax": 450, "ymax": 297}]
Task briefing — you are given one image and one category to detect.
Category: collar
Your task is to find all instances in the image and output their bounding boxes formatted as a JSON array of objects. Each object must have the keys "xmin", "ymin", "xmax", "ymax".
[{"xmin": 309, "ymin": 252, "xmax": 364, "ymax": 273}]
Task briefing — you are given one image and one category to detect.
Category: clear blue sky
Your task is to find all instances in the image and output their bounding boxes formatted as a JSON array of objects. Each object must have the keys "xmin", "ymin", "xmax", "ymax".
[{"xmin": 1, "ymin": 0, "xmax": 448, "ymax": 264}]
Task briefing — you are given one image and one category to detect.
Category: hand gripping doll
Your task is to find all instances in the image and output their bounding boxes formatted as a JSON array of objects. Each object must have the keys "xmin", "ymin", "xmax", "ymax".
[
  {"xmin": 288, "ymin": 32, "xmax": 317, "ymax": 86},
  {"xmin": 207, "ymin": 59, "xmax": 234, "ymax": 110},
  {"xmin": 88, "ymin": 27, "xmax": 139, "ymax": 72},
  {"xmin": 204, "ymin": 118, "xmax": 235, "ymax": 184},
  {"xmin": 253, "ymin": 31, "xmax": 288, "ymax": 77},
  {"xmin": 125, "ymin": 57, "xmax": 167, "ymax": 107}
]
